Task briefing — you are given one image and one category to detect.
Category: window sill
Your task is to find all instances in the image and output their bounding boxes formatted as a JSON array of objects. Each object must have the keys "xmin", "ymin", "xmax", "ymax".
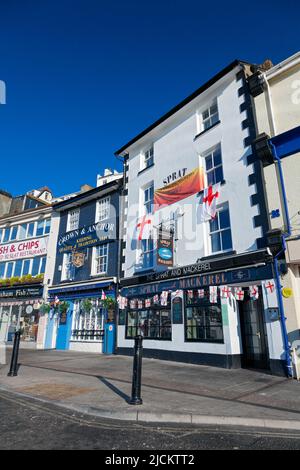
[
  {"xmin": 194, "ymin": 120, "xmax": 221, "ymax": 141},
  {"xmin": 138, "ymin": 163, "xmax": 155, "ymax": 176}
]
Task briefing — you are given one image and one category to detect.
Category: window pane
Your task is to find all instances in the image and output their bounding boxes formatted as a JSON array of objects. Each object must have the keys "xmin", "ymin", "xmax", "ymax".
[
  {"xmin": 32, "ymin": 257, "xmax": 40, "ymax": 276},
  {"xmin": 209, "ymin": 216, "xmax": 219, "ymax": 232},
  {"xmin": 22, "ymin": 259, "xmax": 30, "ymax": 275},
  {"xmin": 211, "ymin": 232, "xmax": 221, "ymax": 253},
  {"xmin": 3, "ymin": 228, "xmax": 10, "ymax": 243},
  {"xmin": 219, "ymin": 209, "xmax": 230, "ymax": 229},
  {"xmin": 36, "ymin": 220, "xmax": 44, "ymax": 236},
  {"xmin": 10, "ymin": 226, "xmax": 18, "ymax": 241},
  {"xmin": 205, "ymin": 155, "xmax": 213, "ymax": 171},
  {"xmin": 202, "ymin": 109, "xmax": 209, "ymax": 120},
  {"xmin": 14, "ymin": 260, "xmax": 22, "ymax": 277},
  {"xmin": 210, "ymin": 104, "xmax": 218, "ymax": 115},
  {"xmin": 221, "ymin": 229, "xmax": 233, "ymax": 251},
  {"xmin": 18, "ymin": 224, "xmax": 27, "ymax": 240},
  {"xmin": 0, "ymin": 263, "xmax": 5, "ymax": 278},
  {"xmin": 215, "ymin": 166, "xmax": 223, "ymax": 184},
  {"xmin": 211, "ymin": 113, "xmax": 219, "ymax": 126},
  {"xmin": 213, "ymin": 148, "xmax": 222, "ymax": 166},
  {"xmin": 40, "ymin": 257, "xmax": 46, "ymax": 274},
  {"xmin": 207, "ymin": 171, "xmax": 215, "ymax": 186},
  {"xmin": 6, "ymin": 262, "xmax": 14, "ymax": 278},
  {"xmin": 27, "ymin": 223, "xmax": 35, "ymax": 238},
  {"xmin": 44, "ymin": 219, "xmax": 51, "ymax": 234}
]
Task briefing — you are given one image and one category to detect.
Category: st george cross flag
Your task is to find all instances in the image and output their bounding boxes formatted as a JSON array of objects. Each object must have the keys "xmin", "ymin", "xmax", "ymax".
[
  {"xmin": 187, "ymin": 290, "xmax": 194, "ymax": 299},
  {"xmin": 160, "ymin": 291, "xmax": 169, "ymax": 306},
  {"xmin": 101, "ymin": 290, "xmax": 107, "ymax": 300},
  {"xmin": 145, "ymin": 298, "xmax": 151, "ymax": 308},
  {"xmin": 130, "ymin": 299, "xmax": 137, "ymax": 309},
  {"xmin": 138, "ymin": 299, "xmax": 143, "ymax": 309},
  {"xmin": 198, "ymin": 289, "xmax": 205, "ymax": 299},
  {"xmin": 234, "ymin": 287, "xmax": 244, "ymax": 301},
  {"xmin": 209, "ymin": 286, "xmax": 218, "ymax": 303},
  {"xmin": 220, "ymin": 285, "xmax": 232, "ymax": 299},
  {"xmin": 200, "ymin": 183, "xmax": 221, "ymax": 221},
  {"xmin": 153, "ymin": 294, "xmax": 159, "ymax": 304},
  {"xmin": 135, "ymin": 214, "xmax": 152, "ymax": 240},
  {"xmin": 264, "ymin": 280, "xmax": 275, "ymax": 295},
  {"xmin": 249, "ymin": 285, "xmax": 259, "ymax": 300}
]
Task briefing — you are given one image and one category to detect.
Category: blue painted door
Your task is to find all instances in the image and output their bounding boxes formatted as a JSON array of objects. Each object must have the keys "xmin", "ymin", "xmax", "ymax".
[{"xmin": 55, "ymin": 305, "xmax": 73, "ymax": 350}]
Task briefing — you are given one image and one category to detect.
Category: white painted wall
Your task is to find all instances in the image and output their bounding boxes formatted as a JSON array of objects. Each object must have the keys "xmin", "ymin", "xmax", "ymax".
[{"xmin": 123, "ymin": 67, "xmax": 261, "ymax": 278}]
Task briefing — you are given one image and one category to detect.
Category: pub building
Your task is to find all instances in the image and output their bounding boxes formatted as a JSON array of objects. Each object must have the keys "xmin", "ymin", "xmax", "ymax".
[
  {"xmin": 115, "ymin": 59, "xmax": 289, "ymax": 376},
  {"xmin": 45, "ymin": 170, "xmax": 123, "ymax": 353},
  {"xmin": 0, "ymin": 188, "xmax": 52, "ymax": 346}
]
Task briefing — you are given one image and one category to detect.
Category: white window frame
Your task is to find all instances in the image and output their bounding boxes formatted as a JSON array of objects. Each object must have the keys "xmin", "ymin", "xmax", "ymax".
[
  {"xmin": 201, "ymin": 101, "xmax": 219, "ymax": 132},
  {"xmin": 67, "ymin": 209, "xmax": 80, "ymax": 232},
  {"xmin": 61, "ymin": 252, "xmax": 73, "ymax": 281},
  {"xmin": 92, "ymin": 243, "xmax": 109, "ymax": 275},
  {"xmin": 96, "ymin": 196, "xmax": 110, "ymax": 222},
  {"xmin": 141, "ymin": 146, "xmax": 154, "ymax": 170},
  {"xmin": 142, "ymin": 183, "xmax": 154, "ymax": 215},
  {"xmin": 208, "ymin": 204, "xmax": 233, "ymax": 255},
  {"xmin": 203, "ymin": 144, "xmax": 223, "ymax": 186}
]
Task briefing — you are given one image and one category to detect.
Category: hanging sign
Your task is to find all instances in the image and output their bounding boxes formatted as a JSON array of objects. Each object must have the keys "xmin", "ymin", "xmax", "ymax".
[
  {"xmin": 157, "ymin": 232, "xmax": 174, "ymax": 267},
  {"xmin": 72, "ymin": 251, "xmax": 85, "ymax": 268}
]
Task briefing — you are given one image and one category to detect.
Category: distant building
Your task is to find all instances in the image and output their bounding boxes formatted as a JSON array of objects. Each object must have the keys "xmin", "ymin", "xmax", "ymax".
[
  {"xmin": 0, "ymin": 188, "xmax": 52, "ymax": 346},
  {"xmin": 251, "ymin": 51, "xmax": 300, "ymax": 349},
  {"xmin": 44, "ymin": 170, "xmax": 123, "ymax": 353}
]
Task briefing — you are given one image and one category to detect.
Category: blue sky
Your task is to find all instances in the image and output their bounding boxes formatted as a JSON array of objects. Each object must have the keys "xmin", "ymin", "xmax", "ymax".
[{"xmin": 0, "ymin": 0, "xmax": 298, "ymax": 197}]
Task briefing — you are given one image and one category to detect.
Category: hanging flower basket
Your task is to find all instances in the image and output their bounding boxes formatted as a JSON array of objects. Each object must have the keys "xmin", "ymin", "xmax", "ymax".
[
  {"xmin": 39, "ymin": 303, "xmax": 51, "ymax": 314},
  {"xmin": 59, "ymin": 301, "xmax": 70, "ymax": 314},
  {"xmin": 102, "ymin": 297, "xmax": 117, "ymax": 322}
]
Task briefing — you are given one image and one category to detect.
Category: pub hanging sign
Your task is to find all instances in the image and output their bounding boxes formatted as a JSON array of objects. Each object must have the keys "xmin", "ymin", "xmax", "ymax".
[{"xmin": 157, "ymin": 232, "xmax": 174, "ymax": 267}]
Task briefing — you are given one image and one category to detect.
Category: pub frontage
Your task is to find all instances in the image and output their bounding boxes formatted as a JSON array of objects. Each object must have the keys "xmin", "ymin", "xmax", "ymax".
[
  {"xmin": 117, "ymin": 249, "xmax": 287, "ymax": 376},
  {"xmin": 0, "ymin": 282, "xmax": 44, "ymax": 344}
]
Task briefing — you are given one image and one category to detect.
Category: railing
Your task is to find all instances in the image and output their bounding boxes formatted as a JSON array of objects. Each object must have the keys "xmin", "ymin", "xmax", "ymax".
[{"xmin": 71, "ymin": 329, "xmax": 104, "ymax": 342}]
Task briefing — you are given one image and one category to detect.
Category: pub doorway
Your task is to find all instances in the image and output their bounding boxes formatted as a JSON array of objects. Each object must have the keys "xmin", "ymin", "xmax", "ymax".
[{"xmin": 239, "ymin": 288, "xmax": 270, "ymax": 370}]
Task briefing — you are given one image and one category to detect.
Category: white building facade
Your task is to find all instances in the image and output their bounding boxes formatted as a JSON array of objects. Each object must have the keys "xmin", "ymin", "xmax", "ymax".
[
  {"xmin": 115, "ymin": 60, "xmax": 288, "ymax": 375},
  {"xmin": 250, "ymin": 52, "xmax": 300, "ymax": 350}
]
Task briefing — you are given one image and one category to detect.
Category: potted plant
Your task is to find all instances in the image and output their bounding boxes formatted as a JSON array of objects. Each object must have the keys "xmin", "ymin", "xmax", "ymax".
[
  {"xmin": 102, "ymin": 297, "xmax": 117, "ymax": 322},
  {"xmin": 39, "ymin": 303, "xmax": 51, "ymax": 315},
  {"xmin": 59, "ymin": 301, "xmax": 70, "ymax": 314},
  {"xmin": 81, "ymin": 298, "xmax": 93, "ymax": 313}
]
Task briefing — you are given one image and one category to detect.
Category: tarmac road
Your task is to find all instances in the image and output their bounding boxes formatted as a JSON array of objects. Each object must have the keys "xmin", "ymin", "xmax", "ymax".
[{"xmin": 1, "ymin": 390, "xmax": 300, "ymax": 451}]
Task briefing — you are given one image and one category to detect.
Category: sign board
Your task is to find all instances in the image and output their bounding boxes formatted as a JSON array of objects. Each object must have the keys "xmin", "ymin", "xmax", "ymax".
[
  {"xmin": 72, "ymin": 251, "xmax": 85, "ymax": 267},
  {"xmin": 0, "ymin": 286, "xmax": 43, "ymax": 299},
  {"xmin": 0, "ymin": 238, "xmax": 48, "ymax": 262},
  {"xmin": 157, "ymin": 232, "xmax": 174, "ymax": 267},
  {"xmin": 57, "ymin": 221, "xmax": 116, "ymax": 254}
]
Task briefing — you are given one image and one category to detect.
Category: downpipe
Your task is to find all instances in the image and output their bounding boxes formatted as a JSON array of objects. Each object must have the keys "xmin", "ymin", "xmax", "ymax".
[{"xmin": 270, "ymin": 141, "xmax": 293, "ymax": 377}]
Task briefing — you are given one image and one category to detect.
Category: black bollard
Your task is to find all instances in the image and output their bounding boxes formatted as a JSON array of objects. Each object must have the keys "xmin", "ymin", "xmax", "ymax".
[
  {"xmin": 130, "ymin": 335, "xmax": 143, "ymax": 405},
  {"xmin": 7, "ymin": 330, "xmax": 21, "ymax": 377}
]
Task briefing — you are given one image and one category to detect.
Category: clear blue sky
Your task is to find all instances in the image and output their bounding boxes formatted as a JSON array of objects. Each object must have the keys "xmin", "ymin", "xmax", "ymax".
[{"xmin": 0, "ymin": 0, "xmax": 298, "ymax": 197}]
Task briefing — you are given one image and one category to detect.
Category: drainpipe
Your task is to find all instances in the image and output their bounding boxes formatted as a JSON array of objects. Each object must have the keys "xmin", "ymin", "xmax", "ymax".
[{"xmin": 269, "ymin": 141, "xmax": 293, "ymax": 377}]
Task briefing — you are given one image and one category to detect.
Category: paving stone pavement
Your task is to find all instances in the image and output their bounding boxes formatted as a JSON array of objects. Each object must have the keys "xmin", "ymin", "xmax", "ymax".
[{"xmin": 1, "ymin": 348, "xmax": 300, "ymax": 428}]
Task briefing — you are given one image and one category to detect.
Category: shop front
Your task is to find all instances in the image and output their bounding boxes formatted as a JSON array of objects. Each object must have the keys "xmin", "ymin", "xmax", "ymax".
[
  {"xmin": 0, "ymin": 284, "xmax": 44, "ymax": 346},
  {"xmin": 47, "ymin": 280, "xmax": 117, "ymax": 353},
  {"xmin": 118, "ymin": 250, "xmax": 287, "ymax": 376}
]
